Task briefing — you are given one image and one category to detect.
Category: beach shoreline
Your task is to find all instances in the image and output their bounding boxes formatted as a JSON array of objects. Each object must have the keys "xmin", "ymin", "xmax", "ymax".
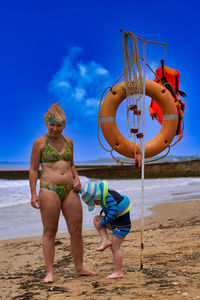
[
  {"xmin": 2, "ymin": 176, "xmax": 200, "ymax": 241},
  {"xmin": 1, "ymin": 199, "xmax": 200, "ymax": 299}
]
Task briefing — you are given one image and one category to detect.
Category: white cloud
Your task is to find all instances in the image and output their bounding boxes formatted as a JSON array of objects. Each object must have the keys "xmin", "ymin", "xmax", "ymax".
[
  {"xmin": 49, "ymin": 46, "xmax": 112, "ymax": 123},
  {"xmin": 79, "ymin": 65, "xmax": 87, "ymax": 77},
  {"xmin": 84, "ymin": 99, "xmax": 100, "ymax": 116},
  {"xmin": 72, "ymin": 88, "xmax": 85, "ymax": 100},
  {"xmin": 57, "ymin": 81, "xmax": 70, "ymax": 88},
  {"xmin": 86, "ymin": 98, "xmax": 99, "ymax": 108},
  {"xmin": 96, "ymin": 67, "xmax": 108, "ymax": 75}
]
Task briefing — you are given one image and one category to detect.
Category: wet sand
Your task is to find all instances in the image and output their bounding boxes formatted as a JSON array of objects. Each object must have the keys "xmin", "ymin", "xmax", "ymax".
[{"xmin": 1, "ymin": 200, "xmax": 200, "ymax": 300}]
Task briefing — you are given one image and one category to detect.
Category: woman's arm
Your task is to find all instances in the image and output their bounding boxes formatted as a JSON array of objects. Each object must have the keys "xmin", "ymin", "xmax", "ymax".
[
  {"xmin": 29, "ymin": 138, "xmax": 42, "ymax": 209},
  {"xmin": 68, "ymin": 138, "xmax": 81, "ymax": 192}
]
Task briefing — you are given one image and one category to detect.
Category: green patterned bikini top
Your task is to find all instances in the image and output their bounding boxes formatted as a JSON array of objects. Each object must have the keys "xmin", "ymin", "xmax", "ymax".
[{"xmin": 40, "ymin": 135, "xmax": 71, "ymax": 163}]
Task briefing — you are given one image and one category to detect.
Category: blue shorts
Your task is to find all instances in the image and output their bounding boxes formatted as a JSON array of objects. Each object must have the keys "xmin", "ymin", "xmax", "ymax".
[{"xmin": 111, "ymin": 212, "xmax": 131, "ymax": 238}]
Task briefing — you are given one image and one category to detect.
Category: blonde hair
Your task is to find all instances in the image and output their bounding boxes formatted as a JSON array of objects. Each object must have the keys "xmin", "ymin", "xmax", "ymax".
[{"xmin": 44, "ymin": 103, "xmax": 67, "ymax": 123}]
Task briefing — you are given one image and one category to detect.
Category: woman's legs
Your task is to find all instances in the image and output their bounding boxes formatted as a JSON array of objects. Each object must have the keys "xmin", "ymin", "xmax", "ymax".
[
  {"xmin": 93, "ymin": 216, "xmax": 112, "ymax": 251},
  {"xmin": 62, "ymin": 191, "xmax": 96, "ymax": 275},
  {"xmin": 107, "ymin": 235, "xmax": 124, "ymax": 279},
  {"xmin": 39, "ymin": 189, "xmax": 61, "ymax": 282}
]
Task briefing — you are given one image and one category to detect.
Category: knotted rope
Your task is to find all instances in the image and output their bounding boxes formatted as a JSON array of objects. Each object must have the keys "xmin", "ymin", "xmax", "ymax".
[{"xmin": 122, "ymin": 31, "xmax": 143, "ymax": 96}]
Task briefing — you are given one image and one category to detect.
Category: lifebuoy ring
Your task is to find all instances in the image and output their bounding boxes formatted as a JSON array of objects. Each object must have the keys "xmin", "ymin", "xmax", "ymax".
[{"xmin": 100, "ymin": 79, "xmax": 178, "ymax": 159}]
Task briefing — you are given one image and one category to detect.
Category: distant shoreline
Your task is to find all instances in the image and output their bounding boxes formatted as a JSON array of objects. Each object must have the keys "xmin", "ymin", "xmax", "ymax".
[
  {"xmin": 0, "ymin": 155, "xmax": 200, "ymax": 168},
  {"xmin": 0, "ymin": 160, "xmax": 199, "ymax": 180}
]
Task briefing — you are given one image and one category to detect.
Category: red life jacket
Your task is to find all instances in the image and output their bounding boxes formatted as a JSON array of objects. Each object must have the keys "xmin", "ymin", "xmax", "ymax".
[{"xmin": 149, "ymin": 60, "xmax": 186, "ymax": 135}]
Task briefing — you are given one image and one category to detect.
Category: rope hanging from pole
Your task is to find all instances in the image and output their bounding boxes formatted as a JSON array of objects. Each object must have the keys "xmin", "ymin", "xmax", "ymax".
[
  {"xmin": 122, "ymin": 31, "xmax": 144, "ymax": 163},
  {"xmin": 122, "ymin": 30, "xmax": 147, "ymax": 269}
]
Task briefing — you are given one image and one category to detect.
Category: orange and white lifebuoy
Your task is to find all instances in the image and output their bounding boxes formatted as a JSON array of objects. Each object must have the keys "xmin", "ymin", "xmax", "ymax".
[{"xmin": 100, "ymin": 79, "xmax": 178, "ymax": 159}]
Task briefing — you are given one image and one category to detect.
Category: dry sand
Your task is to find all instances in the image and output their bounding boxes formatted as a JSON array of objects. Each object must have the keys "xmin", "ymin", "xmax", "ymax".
[{"xmin": 1, "ymin": 200, "xmax": 200, "ymax": 300}]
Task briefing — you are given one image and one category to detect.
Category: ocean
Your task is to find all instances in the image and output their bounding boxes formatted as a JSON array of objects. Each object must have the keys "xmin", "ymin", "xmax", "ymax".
[
  {"xmin": 0, "ymin": 176, "xmax": 200, "ymax": 240},
  {"xmin": 0, "ymin": 160, "xmax": 117, "ymax": 170}
]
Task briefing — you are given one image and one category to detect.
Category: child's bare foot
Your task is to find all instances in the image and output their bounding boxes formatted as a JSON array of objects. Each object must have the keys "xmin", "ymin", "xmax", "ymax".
[
  {"xmin": 43, "ymin": 273, "xmax": 54, "ymax": 283},
  {"xmin": 106, "ymin": 272, "xmax": 123, "ymax": 279},
  {"xmin": 96, "ymin": 241, "xmax": 112, "ymax": 251}
]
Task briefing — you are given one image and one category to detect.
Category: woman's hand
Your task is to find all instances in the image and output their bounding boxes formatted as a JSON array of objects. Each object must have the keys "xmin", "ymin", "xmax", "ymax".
[
  {"xmin": 72, "ymin": 178, "xmax": 81, "ymax": 193},
  {"xmin": 31, "ymin": 194, "xmax": 40, "ymax": 209}
]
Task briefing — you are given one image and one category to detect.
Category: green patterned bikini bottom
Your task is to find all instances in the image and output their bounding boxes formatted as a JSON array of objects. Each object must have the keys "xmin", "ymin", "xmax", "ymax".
[{"xmin": 40, "ymin": 183, "xmax": 73, "ymax": 201}]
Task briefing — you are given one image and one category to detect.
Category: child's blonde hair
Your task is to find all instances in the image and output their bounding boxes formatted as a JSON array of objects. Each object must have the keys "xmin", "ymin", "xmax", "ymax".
[{"xmin": 44, "ymin": 103, "xmax": 66, "ymax": 124}]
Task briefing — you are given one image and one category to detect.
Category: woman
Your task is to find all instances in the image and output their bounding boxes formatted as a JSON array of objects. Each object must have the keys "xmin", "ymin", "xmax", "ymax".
[{"xmin": 29, "ymin": 103, "xmax": 96, "ymax": 282}]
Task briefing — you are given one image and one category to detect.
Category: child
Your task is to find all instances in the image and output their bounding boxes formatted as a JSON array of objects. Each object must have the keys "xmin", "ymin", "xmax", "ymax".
[{"xmin": 79, "ymin": 180, "xmax": 132, "ymax": 279}]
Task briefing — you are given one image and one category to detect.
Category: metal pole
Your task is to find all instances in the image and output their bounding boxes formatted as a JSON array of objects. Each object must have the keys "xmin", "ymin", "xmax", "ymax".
[{"xmin": 140, "ymin": 41, "xmax": 146, "ymax": 270}]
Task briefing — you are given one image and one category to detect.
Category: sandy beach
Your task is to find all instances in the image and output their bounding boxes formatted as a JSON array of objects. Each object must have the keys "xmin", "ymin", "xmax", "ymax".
[{"xmin": 1, "ymin": 200, "xmax": 200, "ymax": 300}]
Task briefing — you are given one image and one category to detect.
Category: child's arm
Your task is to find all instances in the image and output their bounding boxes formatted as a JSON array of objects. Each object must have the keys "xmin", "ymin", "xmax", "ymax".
[{"xmin": 100, "ymin": 194, "xmax": 118, "ymax": 227}]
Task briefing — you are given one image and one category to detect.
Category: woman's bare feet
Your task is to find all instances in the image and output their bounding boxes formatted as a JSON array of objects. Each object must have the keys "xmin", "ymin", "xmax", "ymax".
[
  {"xmin": 106, "ymin": 272, "xmax": 123, "ymax": 279},
  {"xmin": 96, "ymin": 241, "xmax": 112, "ymax": 251},
  {"xmin": 75, "ymin": 267, "xmax": 97, "ymax": 276},
  {"xmin": 43, "ymin": 272, "xmax": 54, "ymax": 283}
]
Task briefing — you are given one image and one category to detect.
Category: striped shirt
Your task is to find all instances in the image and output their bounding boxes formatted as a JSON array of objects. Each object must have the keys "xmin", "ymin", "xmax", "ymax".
[{"xmin": 100, "ymin": 194, "xmax": 118, "ymax": 227}]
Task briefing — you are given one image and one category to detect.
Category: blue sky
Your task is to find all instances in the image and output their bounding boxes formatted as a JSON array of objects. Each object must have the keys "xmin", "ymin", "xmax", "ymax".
[{"xmin": 1, "ymin": 0, "xmax": 199, "ymax": 162}]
